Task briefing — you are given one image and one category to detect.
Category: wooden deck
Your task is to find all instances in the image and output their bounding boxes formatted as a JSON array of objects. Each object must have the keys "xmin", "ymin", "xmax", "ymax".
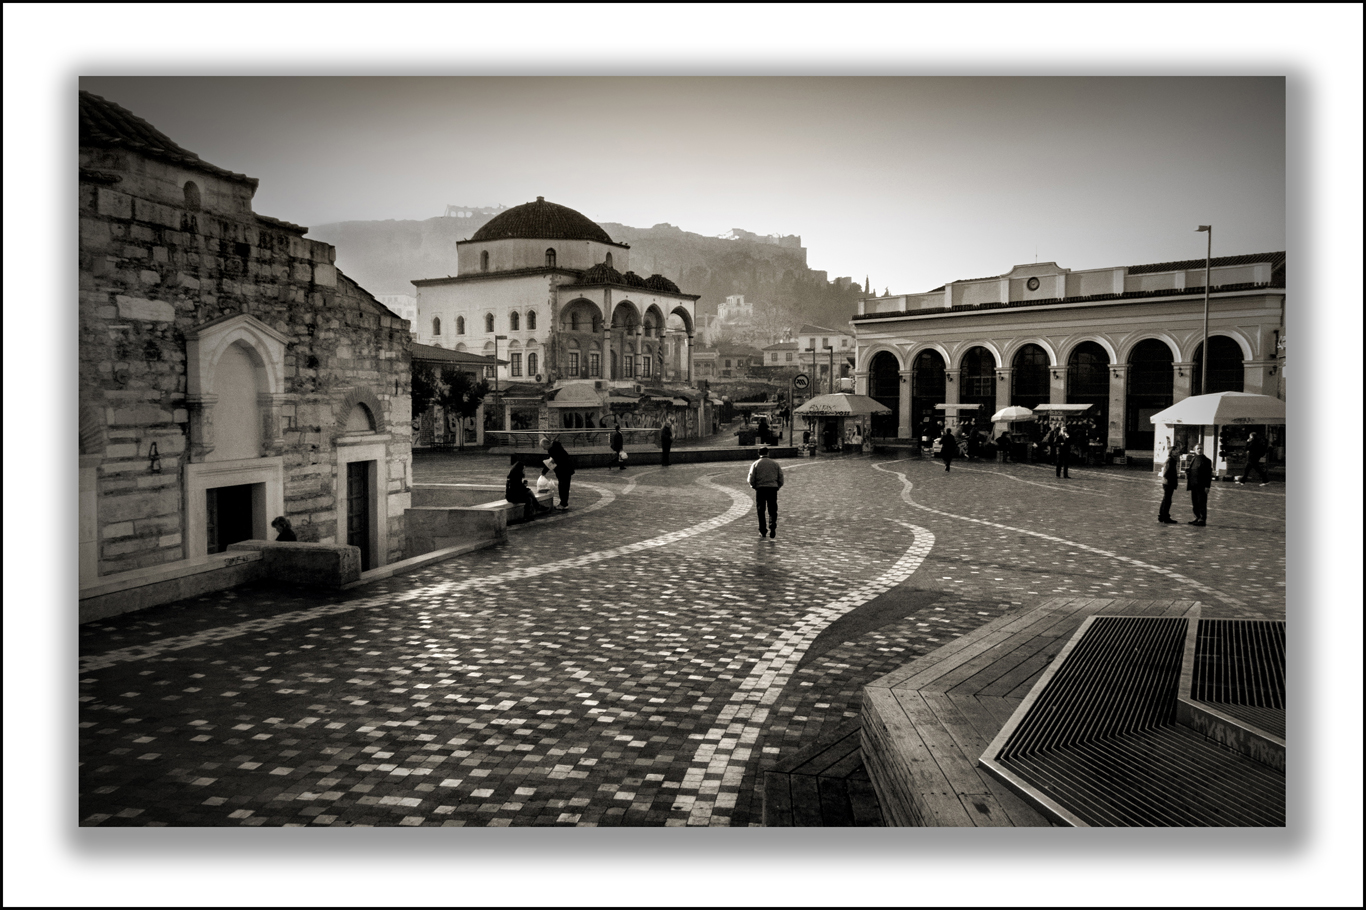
[
  {"xmin": 861, "ymin": 597, "xmax": 1202, "ymax": 827},
  {"xmin": 762, "ymin": 721, "xmax": 884, "ymax": 826}
]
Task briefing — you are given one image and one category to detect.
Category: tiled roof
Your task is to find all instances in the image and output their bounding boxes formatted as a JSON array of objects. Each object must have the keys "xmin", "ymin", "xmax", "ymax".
[
  {"xmin": 645, "ymin": 274, "xmax": 681, "ymax": 293},
  {"xmin": 411, "ymin": 343, "xmax": 499, "ymax": 365},
  {"xmin": 621, "ymin": 270, "xmax": 649, "ymax": 287},
  {"xmin": 470, "ymin": 197, "xmax": 616, "ymax": 244},
  {"xmin": 797, "ymin": 323, "xmax": 846, "ymax": 335},
  {"xmin": 578, "ymin": 262, "xmax": 625, "ymax": 286},
  {"xmin": 764, "ymin": 341, "xmax": 799, "ymax": 350},
  {"xmin": 79, "ymin": 91, "xmax": 257, "ymax": 187},
  {"xmin": 1128, "ymin": 251, "xmax": 1285, "ymax": 275}
]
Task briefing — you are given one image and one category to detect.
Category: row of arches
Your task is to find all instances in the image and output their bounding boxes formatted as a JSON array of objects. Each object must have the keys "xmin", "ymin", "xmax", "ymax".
[
  {"xmin": 431, "ymin": 310, "xmax": 539, "ymax": 338},
  {"xmin": 866, "ymin": 336, "xmax": 1247, "ymax": 449}
]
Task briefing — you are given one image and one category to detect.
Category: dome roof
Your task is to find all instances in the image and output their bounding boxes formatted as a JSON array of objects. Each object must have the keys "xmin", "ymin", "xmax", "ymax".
[
  {"xmin": 470, "ymin": 197, "xmax": 614, "ymax": 244},
  {"xmin": 621, "ymin": 271, "xmax": 649, "ymax": 288},
  {"xmin": 645, "ymin": 274, "xmax": 681, "ymax": 294},
  {"xmin": 578, "ymin": 262, "xmax": 624, "ymax": 285}
]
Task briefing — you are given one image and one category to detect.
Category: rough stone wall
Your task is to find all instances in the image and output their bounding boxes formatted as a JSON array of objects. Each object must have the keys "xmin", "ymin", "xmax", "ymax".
[{"xmin": 79, "ymin": 146, "xmax": 411, "ymax": 578}]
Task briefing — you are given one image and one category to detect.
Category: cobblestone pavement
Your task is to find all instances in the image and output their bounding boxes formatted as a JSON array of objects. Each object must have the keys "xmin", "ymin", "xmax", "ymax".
[{"xmin": 78, "ymin": 452, "xmax": 1284, "ymax": 827}]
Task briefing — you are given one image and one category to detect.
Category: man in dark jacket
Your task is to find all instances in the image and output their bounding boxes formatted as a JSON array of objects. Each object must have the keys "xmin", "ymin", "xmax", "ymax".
[
  {"xmin": 1187, "ymin": 443, "xmax": 1213, "ymax": 526},
  {"xmin": 939, "ymin": 428, "xmax": 957, "ymax": 472},
  {"xmin": 609, "ymin": 422, "xmax": 626, "ymax": 470},
  {"xmin": 542, "ymin": 435, "xmax": 577, "ymax": 510},
  {"xmin": 660, "ymin": 421, "xmax": 673, "ymax": 467},
  {"xmin": 1158, "ymin": 449, "xmax": 1181, "ymax": 523},
  {"xmin": 1049, "ymin": 426, "xmax": 1072, "ymax": 478},
  {"xmin": 747, "ymin": 445, "xmax": 785, "ymax": 538},
  {"xmin": 1237, "ymin": 431, "xmax": 1271, "ymax": 485}
]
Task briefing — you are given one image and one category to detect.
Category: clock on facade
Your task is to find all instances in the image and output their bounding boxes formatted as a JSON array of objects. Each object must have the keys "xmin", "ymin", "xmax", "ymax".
[{"xmin": 1026, "ymin": 277, "xmax": 1040, "ymax": 291}]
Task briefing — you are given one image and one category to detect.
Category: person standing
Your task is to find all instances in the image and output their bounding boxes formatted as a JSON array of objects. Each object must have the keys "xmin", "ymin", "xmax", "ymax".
[
  {"xmin": 1187, "ymin": 443, "xmax": 1213, "ymax": 526},
  {"xmin": 996, "ymin": 430, "xmax": 1012, "ymax": 463},
  {"xmin": 747, "ymin": 445, "xmax": 785, "ymax": 539},
  {"xmin": 660, "ymin": 420, "xmax": 673, "ymax": 467},
  {"xmin": 1158, "ymin": 449, "xmax": 1181, "ymax": 523},
  {"xmin": 609, "ymin": 421, "xmax": 626, "ymax": 470},
  {"xmin": 271, "ymin": 516, "xmax": 297, "ymax": 541},
  {"xmin": 1050, "ymin": 425, "xmax": 1072, "ymax": 478},
  {"xmin": 542, "ymin": 435, "xmax": 577, "ymax": 510},
  {"xmin": 939, "ymin": 427, "xmax": 957, "ymax": 472},
  {"xmin": 1237, "ymin": 431, "xmax": 1271, "ymax": 485}
]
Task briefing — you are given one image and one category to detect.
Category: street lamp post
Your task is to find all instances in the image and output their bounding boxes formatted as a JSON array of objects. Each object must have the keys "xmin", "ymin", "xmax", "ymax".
[{"xmin": 1196, "ymin": 226, "xmax": 1211, "ymax": 395}]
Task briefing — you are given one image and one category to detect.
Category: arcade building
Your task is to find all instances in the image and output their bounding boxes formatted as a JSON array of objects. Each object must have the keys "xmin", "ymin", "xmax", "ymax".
[{"xmin": 851, "ymin": 252, "xmax": 1286, "ymax": 456}]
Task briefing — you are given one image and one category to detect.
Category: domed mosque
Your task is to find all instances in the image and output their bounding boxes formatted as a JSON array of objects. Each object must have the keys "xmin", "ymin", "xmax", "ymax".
[{"xmin": 411, "ymin": 198, "xmax": 703, "ymax": 437}]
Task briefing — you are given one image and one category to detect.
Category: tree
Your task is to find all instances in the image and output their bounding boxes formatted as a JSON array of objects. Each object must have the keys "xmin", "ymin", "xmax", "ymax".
[{"xmin": 439, "ymin": 367, "xmax": 489, "ymax": 423}]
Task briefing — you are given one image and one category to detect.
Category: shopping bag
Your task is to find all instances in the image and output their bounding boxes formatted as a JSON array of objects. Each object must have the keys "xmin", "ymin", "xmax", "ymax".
[{"xmin": 618, "ymin": 450, "xmax": 629, "ymax": 463}]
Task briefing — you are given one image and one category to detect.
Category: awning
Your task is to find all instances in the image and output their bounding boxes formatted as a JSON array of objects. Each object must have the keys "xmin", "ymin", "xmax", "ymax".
[
  {"xmin": 1031, "ymin": 403, "xmax": 1094, "ymax": 413},
  {"xmin": 933, "ymin": 403, "xmax": 982, "ymax": 411}
]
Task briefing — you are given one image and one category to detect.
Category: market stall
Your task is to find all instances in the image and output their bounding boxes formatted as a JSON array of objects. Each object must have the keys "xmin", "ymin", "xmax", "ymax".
[
  {"xmin": 989, "ymin": 405, "xmax": 1035, "ymax": 462},
  {"xmin": 1031, "ymin": 403, "xmax": 1101, "ymax": 464},
  {"xmin": 794, "ymin": 392, "xmax": 891, "ymax": 455},
  {"xmin": 1148, "ymin": 392, "xmax": 1286, "ymax": 479}
]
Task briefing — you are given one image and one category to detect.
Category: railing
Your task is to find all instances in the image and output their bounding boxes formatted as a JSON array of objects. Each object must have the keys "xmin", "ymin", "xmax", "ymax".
[{"xmin": 485, "ymin": 429, "xmax": 662, "ymax": 449}]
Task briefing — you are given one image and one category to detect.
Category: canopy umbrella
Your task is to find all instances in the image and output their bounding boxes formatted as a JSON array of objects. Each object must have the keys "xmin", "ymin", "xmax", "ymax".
[
  {"xmin": 990, "ymin": 405, "xmax": 1035, "ymax": 423},
  {"xmin": 1149, "ymin": 392, "xmax": 1286, "ymax": 426},
  {"xmin": 793, "ymin": 392, "xmax": 892, "ymax": 417}
]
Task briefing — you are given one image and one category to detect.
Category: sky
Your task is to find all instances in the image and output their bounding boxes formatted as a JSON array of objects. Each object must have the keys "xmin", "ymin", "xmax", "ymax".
[
  {"xmin": 6, "ymin": 4, "xmax": 1363, "ymax": 908},
  {"xmin": 76, "ymin": 75, "xmax": 1285, "ymax": 294}
]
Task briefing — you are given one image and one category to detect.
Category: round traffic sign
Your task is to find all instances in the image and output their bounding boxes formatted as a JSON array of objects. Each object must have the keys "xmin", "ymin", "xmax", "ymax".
[{"xmin": 793, "ymin": 373, "xmax": 810, "ymax": 390}]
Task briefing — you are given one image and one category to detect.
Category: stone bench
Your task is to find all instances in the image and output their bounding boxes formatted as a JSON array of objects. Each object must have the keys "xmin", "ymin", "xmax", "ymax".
[
  {"xmin": 406, "ymin": 485, "xmax": 554, "ymax": 557},
  {"xmin": 225, "ymin": 540, "xmax": 362, "ymax": 588}
]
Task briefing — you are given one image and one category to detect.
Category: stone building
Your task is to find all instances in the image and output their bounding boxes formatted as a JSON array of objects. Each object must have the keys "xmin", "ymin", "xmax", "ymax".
[
  {"xmin": 851, "ymin": 253, "xmax": 1286, "ymax": 451},
  {"xmin": 411, "ymin": 197, "xmax": 699, "ymax": 395},
  {"xmin": 78, "ymin": 91, "xmax": 413, "ymax": 618}
]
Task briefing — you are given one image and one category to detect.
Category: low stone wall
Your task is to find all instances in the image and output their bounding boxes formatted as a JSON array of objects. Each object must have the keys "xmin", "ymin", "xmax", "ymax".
[
  {"xmin": 406, "ymin": 505, "xmax": 508, "ymax": 555},
  {"xmin": 79, "ymin": 550, "xmax": 266, "ymax": 623},
  {"xmin": 226, "ymin": 540, "xmax": 362, "ymax": 588}
]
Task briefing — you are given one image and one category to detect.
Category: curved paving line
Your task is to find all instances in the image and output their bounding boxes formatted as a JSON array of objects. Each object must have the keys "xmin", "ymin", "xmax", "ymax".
[
  {"xmin": 871, "ymin": 461, "xmax": 1247, "ymax": 609},
  {"xmin": 673, "ymin": 462, "xmax": 935, "ymax": 825},
  {"xmin": 80, "ymin": 476, "xmax": 750, "ymax": 674}
]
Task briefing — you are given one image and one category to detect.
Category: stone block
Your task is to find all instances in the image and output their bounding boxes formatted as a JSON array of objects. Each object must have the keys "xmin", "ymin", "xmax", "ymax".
[
  {"xmin": 159, "ymin": 533, "xmax": 183, "ymax": 549},
  {"xmin": 115, "ymin": 295, "xmax": 175, "ymax": 322},
  {"xmin": 97, "ymin": 187, "xmax": 132, "ymax": 220},
  {"xmin": 226, "ymin": 540, "xmax": 361, "ymax": 588},
  {"xmin": 152, "ymin": 247, "xmax": 168, "ymax": 263},
  {"xmin": 176, "ymin": 273, "xmax": 200, "ymax": 290},
  {"xmin": 101, "ymin": 488, "xmax": 180, "ymax": 524},
  {"xmin": 97, "ymin": 306, "xmax": 117, "ymax": 320},
  {"xmin": 173, "ymin": 408, "xmax": 189, "ymax": 423},
  {"xmin": 102, "ymin": 521, "xmax": 135, "ymax": 539},
  {"xmin": 107, "ymin": 403, "xmax": 174, "ymax": 426},
  {"xmin": 105, "ymin": 443, "xmax": 138, "ymax": 459},
  {"xmin": 139, "ymin": 270, "xmax": 161, "ymax": 286},
  {"xmin": 312, "ymin": 263, "xmax": 336, "ymax": 287}
]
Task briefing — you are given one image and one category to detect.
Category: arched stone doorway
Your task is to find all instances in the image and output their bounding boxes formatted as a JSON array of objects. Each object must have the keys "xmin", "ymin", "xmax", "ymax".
[
  {"xmin": 959, "ymin": 346, "xmax": 996, "ymax": 433},
  {"xmin": 1192, "ymin": 336, "xmax": 1245, "ymax": 395},
  {"xmin": 911, "ymin": 349, "xmax": 946, "ymax": 440},
  {"xmin": 1126, "ymin": 339, "xmax": 1174, "ymax": 449},
  {"xmin": 1067, "ymin": 341, "xmax": 1110, "ymax": 447},
  {"xmin": 867, "ymin": 351, "xmax": 901, "ymax": 438}
]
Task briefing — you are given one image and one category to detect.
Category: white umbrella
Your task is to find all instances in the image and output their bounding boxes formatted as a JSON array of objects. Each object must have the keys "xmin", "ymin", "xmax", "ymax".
[
  {"xmin": 1149, "ymin": 392, "xmax": 1286, "ymax": 426},
  {"xmin": 793, "ymin": 392, "xmax": 892, "ymax": 417},
  {"xmin": 990, "ymin": 405, "xmax": 1035, "ymax": 423}
]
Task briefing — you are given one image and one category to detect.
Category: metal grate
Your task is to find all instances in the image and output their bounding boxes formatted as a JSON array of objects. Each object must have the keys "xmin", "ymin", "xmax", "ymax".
[
  {"xmin": 1191, "ymin": 620, "xmax": 1285, "ymax": 709},
  {"xmin": 998, "ymin": 616, "xmax": 1187, "ymax": 761}
]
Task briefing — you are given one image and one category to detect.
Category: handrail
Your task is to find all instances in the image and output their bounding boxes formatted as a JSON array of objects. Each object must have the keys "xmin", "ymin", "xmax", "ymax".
[{"xmin": 485, "ymin": 428, "xmax": 663, "ymax": 449}]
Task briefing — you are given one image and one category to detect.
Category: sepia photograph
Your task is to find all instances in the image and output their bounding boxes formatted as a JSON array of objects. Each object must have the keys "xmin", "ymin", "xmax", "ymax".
[{"xmin": 6, "ymin": 4, "xmax": 1363, "ymax": 907}]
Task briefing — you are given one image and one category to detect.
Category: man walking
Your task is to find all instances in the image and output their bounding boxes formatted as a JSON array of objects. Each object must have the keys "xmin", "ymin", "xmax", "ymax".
[
  {"xmin": 1237, "ymin": 431, "xmax": 1271, "ymax": 486},
  {"xmin": 609, "ymin": 421, "xmax": 626, "ymax": 470},
  {"xmin": 747, "ymin": 445, "xmax": 784, "ymax": 539},
  {"xmin": 660, "ymin": 421, "xmax": 673, "ymax": 467},
  {"xmin": 939, "ymin": 427, "xmax": 957, "ymax": 472},
  {"xmin": 541, "ymin": 435, "xmax": 577, "ymax": 510},
  {"xmin": 1187, "ymin": 443, "xmax": 1213, "ymax": 526},
  {"xmin": 1050, "ymin": 425, "xmax": 1072, "ymax": 478},
  {"xmin": 1158, "ymin": 448, "xmax": 1181, "ymax": 523}
]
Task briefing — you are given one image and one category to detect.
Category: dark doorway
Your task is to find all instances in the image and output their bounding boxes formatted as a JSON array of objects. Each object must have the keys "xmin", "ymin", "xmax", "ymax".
[
  {"xmin": 206, "ymin": 483, "xmax": 256, "ymax": 555},
  {"xmin": 867, "ymin": 351, "xmax": 901, "ymax": 437},
  {"xmin": 1191, "ymin": 336, "xmax": 1245, "ymax": 395},
  {"xmin": 911, "ymin": 349, "xmax": 946, "ymax": 441},
  {"xmin": 347, "ymin": 461, "xmax": 373, "ymax": 570},
  {"xmin": 1126, "ymin": 339, "xmax": 1174, "ymax": 449},
  {"xmin": 1067, "ymin": 341, "xmax": 1111, "ymax": 446},
  {"xmin": 959, "ymin": 346, "xmax": 997, "ymax": 434}
]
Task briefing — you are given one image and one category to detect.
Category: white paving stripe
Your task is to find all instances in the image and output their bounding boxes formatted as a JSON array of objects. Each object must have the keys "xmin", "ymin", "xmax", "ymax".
[
  {"xmin": 674, "ymin": 465, "xmax": 935, "ymax": 825},
  {"xmin": 80, "ymin": 477, "xmax": 749, "ymax": 673},
  {"xmin": 871, "ymin": 461, "xmax": 1247, "ymax": 609}
]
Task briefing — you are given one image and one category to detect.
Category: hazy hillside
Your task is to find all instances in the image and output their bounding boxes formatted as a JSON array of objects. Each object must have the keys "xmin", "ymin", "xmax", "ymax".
[{"xmin": 307, "ymin": 215, "xmax": 865, "ymax": 331}]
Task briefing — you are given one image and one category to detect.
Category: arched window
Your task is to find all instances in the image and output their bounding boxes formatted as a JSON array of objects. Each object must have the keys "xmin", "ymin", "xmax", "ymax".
[
  {"xmin": 570, "ymin": 312, "xmax": 580, "ymax": 332},
  {"xmin": 604, "ymin": 253, "xmax": 613, "ymax": 269},
  {"xmin": 510, "ymin": 311, "xmax": 520, "ymax": 331},
  {"xmin": 485, "ymin": 313, "xmax": 495, "ymax": 333},
  {"xmin": 480, "ymin": 251, "xmax": 489, "ymax": 272},
  {"xmin": 456, "ymin": 316, "xmax": 465, "ymax": 335},
  {"xmin": 527, "ymin": 311, "xmax": 537, "ymax": 331},
  {"xmin": 527, "ymin": 353, "xmax": 538, "ymax": 377},
  {"xmin": 183, "ymin": 181, "xmax": 201, "ymax": 212},
  {"xmin": 545, "ymin": 248, "xmax": 557, "ymax": 268},
  {"xmin": 1126, "ymin": 339, "xmax": 1174, "ymax": 449},
  {"xmin": 1067, "ymin": 342, "xmax": 1111, "ymax": 443},
  {"xmin": 1192, "ymin": 336, "xmax": 1245, "ymax": 395},
  {"xmin": 1011, "ymin": 344, "xmax": 1050, "ymax": 412},
  {"xmin": 432, "ymin": 316, "xmax": 441, "ymax": 336}
]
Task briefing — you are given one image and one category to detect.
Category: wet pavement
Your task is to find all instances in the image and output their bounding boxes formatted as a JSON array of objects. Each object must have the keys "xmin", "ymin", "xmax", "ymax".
[{"xmin": 78, "ymin": 450, "xmax": 1285, "ymax": 827}]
